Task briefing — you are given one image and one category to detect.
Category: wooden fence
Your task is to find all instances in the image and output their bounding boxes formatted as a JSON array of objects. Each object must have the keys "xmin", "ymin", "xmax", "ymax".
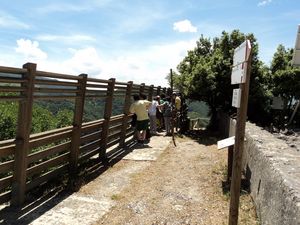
[{"xmin": 0, "ymin": 63, "xmax": 170, "ymax": 206}]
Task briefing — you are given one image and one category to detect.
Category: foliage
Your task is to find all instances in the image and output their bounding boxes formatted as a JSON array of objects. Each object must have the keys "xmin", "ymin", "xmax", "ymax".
[
  {"xmin": 174, "ymin": 30, "xmax": 272, "ymax": 128},
  {"xmin": 0, "ymin": 101, "xmax": 18, "ymax": 140}
]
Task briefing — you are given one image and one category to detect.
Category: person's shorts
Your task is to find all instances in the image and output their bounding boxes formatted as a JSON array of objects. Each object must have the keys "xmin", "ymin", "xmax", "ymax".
[{"xmin": 136, "ymin": 119, "xmax": 149, "ymax": 131}]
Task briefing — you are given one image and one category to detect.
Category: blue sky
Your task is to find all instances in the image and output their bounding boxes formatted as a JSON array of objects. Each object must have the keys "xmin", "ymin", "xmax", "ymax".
[{"xmin": 0, "ymin": 0, "xmax": 299, "ymax": 86}]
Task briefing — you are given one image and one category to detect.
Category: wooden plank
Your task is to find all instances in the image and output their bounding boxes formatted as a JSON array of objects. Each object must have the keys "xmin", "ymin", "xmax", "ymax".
[
  {"xmin": 0, "ymin": 160, "xmax": 14, "ymax": 174},
  {"xmin": 108, "ymin": 124, "xmax": 123, "ymax": 133},
  {"xmin": 107, "ymin": 132, "xmax": 122, "ymax": 142},
  {"xmin": 29, "ymin": 126, "xmax": 72, "ymax": 141},
  {"xmin": 86, "ymin": 77, "xmax": 111, "ymax": 83},
  {"xmin": 80, "ymin": 131, "xmax": 102, "ymax": 145},
  {"xmin": 80, "ymin": 141, "xmax": 100, "ymax": 154},
  {"xmin": 35, "ymin": 79, "xmax": 79, "ymax": 87},
  {"xmin": 0, "ymin": 77, "xmax": 26, "ymax": 84},
  {"xmin": 26, "ymin": 164, "xmax": 68, "ymax": 191},
  {"xmin": 0, "ymin": 66, "xmax": 27, "ymax": 74},
  {"xmin": 0, "ymin": 176, "xmax": 13, "ymax": 192},
  {"xmin": 29, "ymin": 130, "xmax": 72, "ymax": 149},
  {"xmin": 0, "ymin": 191, "xmax": 11, "ymax": 205},
  {"xmin": 79, "ymin": 147, "xmax": 100, "ymax": 163},
  {"xmin": 27, "ymin": 142, "xmax": 71, "ymax": 164},
  {"xmin": 0, "ymin": 87, "xmax": 26, "ymax": 92},
  {"xmin": 27, "ymin": 152, "xmax": 70, "ymax": 177},
  {"xmin": 0, "ymin": 144, "xmax": 15, "ymax": 157},
  {"xmin": 86, "ymin": 83, "xmax": 108, "ymax": 89},
  {"xmin": 12, "ymin": 63, "xmax": 36, "ymax": 206},
  {"xmin": 36, "ymin": 71, "xmax": 82, "ymax": 80},
  {"xmin": 34, "ymin": 88, "xmax": 79, "ymax": 93},
  {"xmin": 81, "ymin": 122, "xmax": 103, "ymax": 133},
  {"xmin": 106, "ymin": 138, "xmax": 120, "ymax": 149}
]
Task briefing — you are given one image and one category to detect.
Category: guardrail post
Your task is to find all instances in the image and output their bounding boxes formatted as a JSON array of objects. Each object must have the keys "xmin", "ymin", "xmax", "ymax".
[
  {"xmin": 148, "ymin": 85, "xmax": 154, "ymax": 101},
  {"xmin": 12, "ymin": 63, "xmax": 36, "ymax": 206},
  {"xmin": 157, "ymin": 86, "xmax": 161, "ymax": 96},
  {"xmin": 139, "ymin": 83, "xmax": 145, "ymax": 96},
  {"xmin": 100, "ymin": 78, "xmax": 115, "ymax": 159},
  {"xmin": 119, "ymin": 81, "xmax": 133, "ymax": 147},
  {"xmin": 70, "ymin": 74, "xmax": 87, "ymax": 178}
]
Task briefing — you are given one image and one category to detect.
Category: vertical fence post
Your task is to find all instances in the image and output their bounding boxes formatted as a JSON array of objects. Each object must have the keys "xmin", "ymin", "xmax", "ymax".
[
  {"xmin": 162, "ymin": 87, "xmax": 167, "ymax": 95},
  {"xmin": 12, "ymin": 63, "xmax": 36, "ymax": 206},
  {"xmin": 70, "ymin": 74, "xmax": 87, "ymax": 178},
  {"xmin": 100, "ymin": 78, "xmax": 115, "ymax": 159},
  {"xmin": 119, "ymin": 81, "xmax": 133, "ymax": 147},
  {"xmin": 139, "ymin": 83, "xmax": 145, "ymax": 96},
  {"xmin": 157, "ymin": 86, "xmax": 161, "ymax": 96},
  {"xmin": 148, "ymin": 85, "xmax": 154, "ymax": 101}
]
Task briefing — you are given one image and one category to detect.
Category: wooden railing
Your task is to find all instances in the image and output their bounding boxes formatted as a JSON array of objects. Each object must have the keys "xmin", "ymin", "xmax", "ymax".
[{"xmin": 0, "ymin": 63, "xmax": 170, "ymax": 206}]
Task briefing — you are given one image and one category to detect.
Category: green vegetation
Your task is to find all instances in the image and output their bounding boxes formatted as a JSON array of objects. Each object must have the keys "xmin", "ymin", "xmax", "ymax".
[{"xmin": 172, "ymin": 30, "xmax": 300, "ymax": 129}]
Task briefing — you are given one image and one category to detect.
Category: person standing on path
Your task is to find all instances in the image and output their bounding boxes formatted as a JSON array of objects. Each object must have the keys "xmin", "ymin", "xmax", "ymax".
[
  {"xmin": 148, "ymin": 96, "xmax": 159, "ymax": 135},
  {"xmin": 158, "ymin": 96, "xmax": 173, "ymax": 136},
  {"xmin": 129, "ymin": 94, "xmax": 151, "ymax": 144}
]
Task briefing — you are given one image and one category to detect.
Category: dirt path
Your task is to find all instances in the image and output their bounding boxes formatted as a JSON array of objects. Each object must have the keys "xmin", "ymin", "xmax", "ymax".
[{"xmin": 94, "ymin": 134, "xmax": 258, "ymax": 225}]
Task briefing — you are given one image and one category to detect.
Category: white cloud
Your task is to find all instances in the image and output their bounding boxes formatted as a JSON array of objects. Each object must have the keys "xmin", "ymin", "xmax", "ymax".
[
  {"xmin": 258, "ymin": 0, "xmax": 272, "ymax": 7},
  {"xmin": 9, "ymin": 38, "xmax": 196, "ymax": 87},
  {"xmin": 36, "ymin": 34, "xmax": 96, "ymax": 42},
  {"xmin": 0, "ymin": 11, "xmax": 29, "ymax": 29},
  {"xmin": 15, "ymin": 39, "xmax": 47, "ymax": 61},
  {"xmin": 173, "ymin": 19, "xmax": 197, "ymax": 33}
]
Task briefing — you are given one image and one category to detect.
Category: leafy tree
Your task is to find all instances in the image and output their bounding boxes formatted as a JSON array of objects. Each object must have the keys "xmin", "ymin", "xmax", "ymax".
[
  {"xmin": 174, "ymin": 30, "xmax": 272, "ymax": 129},
  {"xmin": 270, "ymin": 45, "xmax": 300, "ymax": 126}
]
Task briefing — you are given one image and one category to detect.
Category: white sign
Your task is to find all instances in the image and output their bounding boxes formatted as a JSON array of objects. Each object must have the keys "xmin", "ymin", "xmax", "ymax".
[
  {"xmin": 231, "ymin": 63, "xmax": 246, "ymax": 84},
  {"xmin": 292, "ymin": 25, "xmax": 300, "ymax": 66},
  {"xmin": 217, "ymin": 136, "xmax": 235, "ymax": 150},
  {"xmin": 232, "ymin": 88, "xmax": 241, "ymax": 108},
  {"xmin": 233, "ymin": 41, "xmax": 247, "ymax": 66}
]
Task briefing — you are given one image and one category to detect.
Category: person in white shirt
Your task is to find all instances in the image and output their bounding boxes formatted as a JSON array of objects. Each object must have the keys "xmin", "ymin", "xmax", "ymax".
[{"xmin": 148, "ymin": 96, "xmax": 159, "ymax": 134}]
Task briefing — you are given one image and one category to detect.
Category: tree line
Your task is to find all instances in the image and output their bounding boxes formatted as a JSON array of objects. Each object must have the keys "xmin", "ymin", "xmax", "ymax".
[{"xmin": 172, "ymin": 29, "xmax": 300, "ymax": 129}]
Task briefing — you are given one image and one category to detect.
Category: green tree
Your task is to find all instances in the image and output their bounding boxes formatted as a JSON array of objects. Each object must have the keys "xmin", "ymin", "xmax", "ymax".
[{"xmin": 174, "ymin": 30, "xmax": 271, "ymax": 129}]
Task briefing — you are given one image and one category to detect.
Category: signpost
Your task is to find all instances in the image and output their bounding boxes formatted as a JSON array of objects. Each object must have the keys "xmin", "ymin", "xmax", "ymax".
[{"xmin": 228, "ymin": 40, "xmax": 252, "ymax": 225}]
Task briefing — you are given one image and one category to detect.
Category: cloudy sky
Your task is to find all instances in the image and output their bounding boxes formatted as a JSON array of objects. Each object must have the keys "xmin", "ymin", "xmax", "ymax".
[{"xmin": 0, "ymin": 0, "xmax": 299, "ymax": 86}]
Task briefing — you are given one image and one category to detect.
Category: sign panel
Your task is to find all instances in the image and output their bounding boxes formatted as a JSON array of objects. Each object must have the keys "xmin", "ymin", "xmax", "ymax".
[
  {"xmin": 232, "ymin": 88, "xmax": 241, "ymax": 108},
  {"xmin": 292, "ymin": 25, "xmax": 300, "ymax": 66},
  {"xmin": 217, "ymin": 136, "xmax": 235, "ymax": 150},
  {"xmin": 231, "ymin": 63, "xmax": 245, "ymax": 84},
  {"xmin": 233, "ymin": 41, "xmax": 247, "ymax": 66}
]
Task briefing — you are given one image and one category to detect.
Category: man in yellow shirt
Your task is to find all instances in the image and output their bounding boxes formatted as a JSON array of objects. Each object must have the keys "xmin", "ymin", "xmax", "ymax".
[
  {"xmin": 173, "ymin": 93, "xmax": 181, "ymax": 111},
  {"xmin": 129, "ymin": 94, "xmax": 151, "ymax": 144}
]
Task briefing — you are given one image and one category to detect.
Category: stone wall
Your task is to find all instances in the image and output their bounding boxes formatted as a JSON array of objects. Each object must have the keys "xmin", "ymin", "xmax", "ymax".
[{"xmin": 241, "ymin": 122, "xmax": 300, "ymax": 225}]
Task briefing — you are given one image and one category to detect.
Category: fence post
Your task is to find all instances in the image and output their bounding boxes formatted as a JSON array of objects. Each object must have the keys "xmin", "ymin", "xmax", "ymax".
[
  {"xmin": 100, "ymin": 78, "xmax": 115, "ymax": 159},
  {"xmin": 12, "ymin": 63, "xmax": 36, "ymax": 206},
  {"xmin": 148, "ymin": 85, "xmax": 154, "ymax": 101},
  {"xmin": 139, "ymin": 83, "xmax": 145, "ymax": 96},
  {"xmin": 119, "ymin": 81, "xmax": 133, "ymax": 147},
  {"xmin": 162, "ymin": 87, "xmax": 167, "ymax": 95},
  {"xmin": 157, "ymin": 86, "xmax": 161, "ymax": 96},
  {"xmin": 70, "ymin": 74, "xmax": 87, "ymax": 178}
]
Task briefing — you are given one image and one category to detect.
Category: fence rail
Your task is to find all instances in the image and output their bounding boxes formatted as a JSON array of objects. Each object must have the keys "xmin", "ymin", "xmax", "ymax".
[{"xmin": 0, "ymin": 63, "xmax": 170, "ymax": 206}]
